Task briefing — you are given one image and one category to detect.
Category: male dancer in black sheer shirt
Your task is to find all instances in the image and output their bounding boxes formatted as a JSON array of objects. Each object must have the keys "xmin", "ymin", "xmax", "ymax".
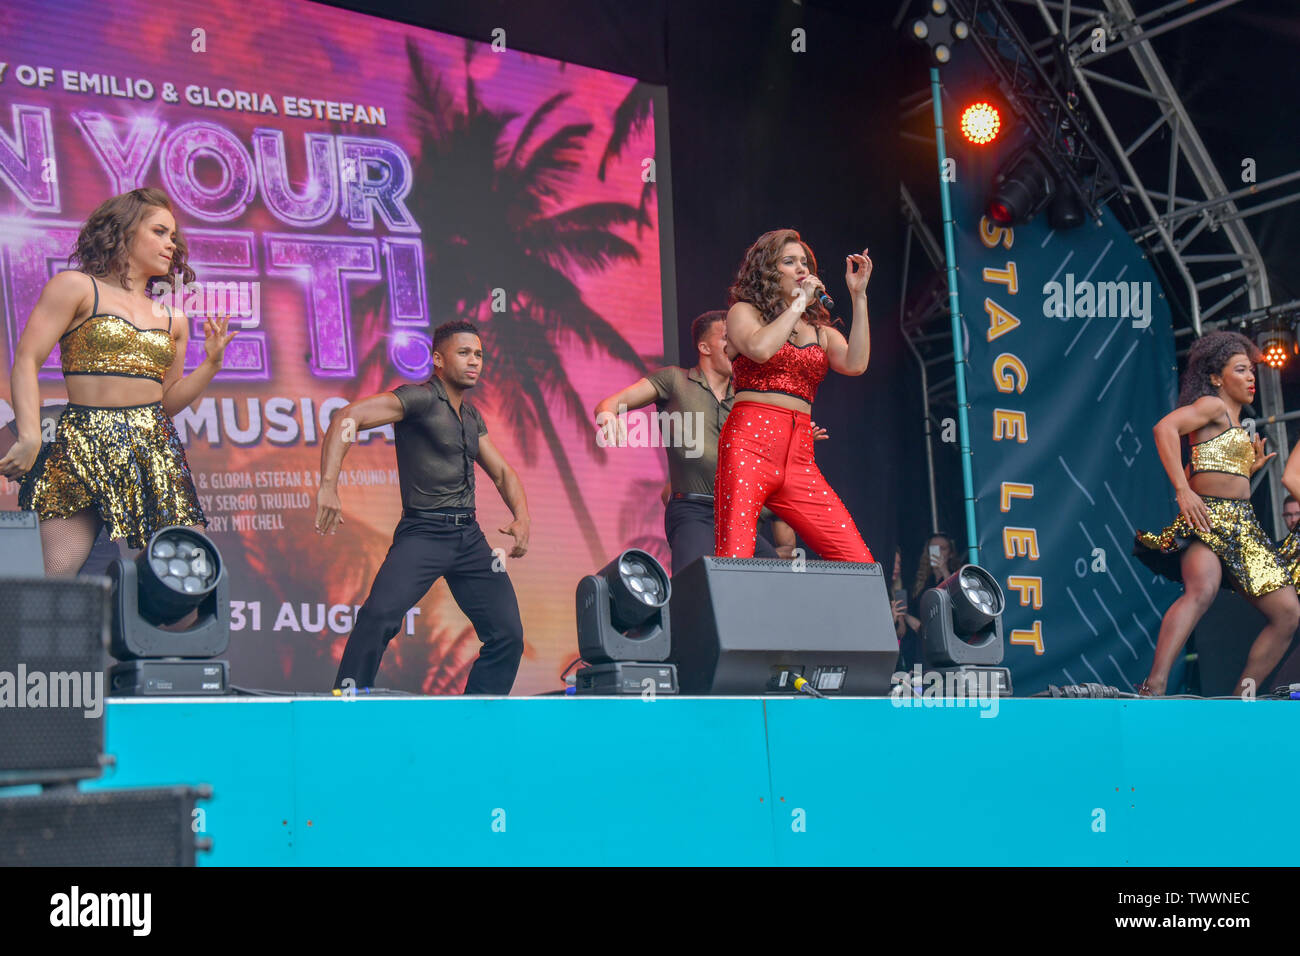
[{"xmin": 317, "ymin": 320, "xmax": 529, "ymax": 694}]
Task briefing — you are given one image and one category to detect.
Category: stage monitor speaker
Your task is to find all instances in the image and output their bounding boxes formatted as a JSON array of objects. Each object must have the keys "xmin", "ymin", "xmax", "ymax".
[
  {"xmin": 0, "ymin": 510, "xmax": 44, "ymax": 576},
  {"xmin": 0, "ymin": 785, "xmax": 211, "ymax": 866},
  {"xmin": 668, "ymin": 556, "xmax": 898, "ymax": 695},
  {"xmin": 0, "ymin": 577, "xmax": 110, "ymax": 786}
]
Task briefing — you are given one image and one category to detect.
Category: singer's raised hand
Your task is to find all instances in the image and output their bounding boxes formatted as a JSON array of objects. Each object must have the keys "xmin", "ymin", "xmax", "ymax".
[{"xmin": 845, "ymin": 248, "xmax": 873, "ymax": 297}]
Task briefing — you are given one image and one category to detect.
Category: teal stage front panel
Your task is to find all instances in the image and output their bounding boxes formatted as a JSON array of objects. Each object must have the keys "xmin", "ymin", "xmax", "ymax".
[{"xmin": 65, "ymin": 697, "xmax": 1300, "ymax": 866}]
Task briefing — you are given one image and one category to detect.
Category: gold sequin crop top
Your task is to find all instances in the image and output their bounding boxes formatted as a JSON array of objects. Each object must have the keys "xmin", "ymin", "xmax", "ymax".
[
  {"xmin": 1190, "ymin": 426, "xmax": 1254, "ymax": 479},
  {"xmin": 61, "ymin": 275, "xmax": 175, "ymax": 384}
]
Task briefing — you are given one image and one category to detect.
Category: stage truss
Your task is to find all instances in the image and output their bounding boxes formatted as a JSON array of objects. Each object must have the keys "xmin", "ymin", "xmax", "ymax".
[{"xmin": 898, "ymin": 0, "xmax": 1300, "ymax": 532}]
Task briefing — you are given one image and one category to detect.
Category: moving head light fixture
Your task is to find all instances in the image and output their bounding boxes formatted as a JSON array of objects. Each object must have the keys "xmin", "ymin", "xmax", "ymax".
[
  {"xmin": 920, "ymin": 564, "xmax": 1012, "ymax": 695},
  {"xmin": 574, "ymin": 549, "xmax": 677, "ymax": 695},
  {"xmin": 108, "ymin": 526, "xmax": 230, "ymax": 696}
]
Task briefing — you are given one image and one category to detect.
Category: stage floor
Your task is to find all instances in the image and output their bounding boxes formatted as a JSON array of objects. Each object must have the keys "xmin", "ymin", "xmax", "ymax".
[{"xmin": 58, "ymin": 696, "xmax": 1300, "ymax": 865}]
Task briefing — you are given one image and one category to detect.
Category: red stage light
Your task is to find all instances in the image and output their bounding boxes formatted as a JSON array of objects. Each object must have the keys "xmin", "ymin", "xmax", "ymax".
[
  {"xmin": 987, "ymin": 200, "xmax": 1013, "ymax": 224},
  {"xmin": 1261, "ymin": 338, "xmax": 1290, "ymax": 370},
  {"xmin": 960, "ymin": 101, "xmax": 1001, "ymax": 146}
]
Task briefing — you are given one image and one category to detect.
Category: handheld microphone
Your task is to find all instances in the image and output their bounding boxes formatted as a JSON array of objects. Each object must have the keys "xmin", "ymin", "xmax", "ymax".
[{"xmin": 799, "ymin": 279, "xmax": 835, "ymax": 311}]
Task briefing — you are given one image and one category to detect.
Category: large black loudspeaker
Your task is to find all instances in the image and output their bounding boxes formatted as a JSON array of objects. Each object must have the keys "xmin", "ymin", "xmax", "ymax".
[
  {"xmin": 668, "ymin": 557, "xmax": 898, "ymax": 695},
  {"xmin": 0, "ymin": 785, "xmax": 210, "ymax": 866},
  {"xmin": 0, "ymin": 577, "xmax": 111, "ymax": 786}
]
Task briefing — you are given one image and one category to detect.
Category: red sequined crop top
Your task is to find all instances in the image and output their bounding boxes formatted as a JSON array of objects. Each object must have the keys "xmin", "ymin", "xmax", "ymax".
[{"xmin": 731, "ymin": 341, "xmax": 829, "ymax": 404}]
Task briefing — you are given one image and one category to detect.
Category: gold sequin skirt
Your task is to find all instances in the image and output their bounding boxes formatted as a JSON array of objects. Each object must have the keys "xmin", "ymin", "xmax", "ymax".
[
  {"xmin": 1276, "ymin": 528, "xmax": 1300, "ymax": 589},
  {"xmin": 18, "ymin": 402, "xmax": 206, "ymax": 550},
  {"xmin": 1133, "ymin": 495, "xmax": 1287, "ymax": 598}
]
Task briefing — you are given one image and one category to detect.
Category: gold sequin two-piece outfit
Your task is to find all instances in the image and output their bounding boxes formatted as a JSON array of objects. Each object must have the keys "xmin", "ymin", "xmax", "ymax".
[
  {"xmin": 19, "ymin": 274, "xmax": 206, "ymax": 549},
  {"xmin": 1133, "ymin": 425, "xmax": 1287, "ymax": 597}
]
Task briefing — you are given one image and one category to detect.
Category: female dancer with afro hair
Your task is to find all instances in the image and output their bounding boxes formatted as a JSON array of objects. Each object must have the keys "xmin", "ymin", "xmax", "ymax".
[{"xmin": 1134, "ymin": 330, "xmax": 1298, "ymax": 695}]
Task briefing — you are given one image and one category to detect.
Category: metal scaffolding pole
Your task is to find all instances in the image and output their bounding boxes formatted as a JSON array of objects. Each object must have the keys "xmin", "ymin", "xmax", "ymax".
[
  {"xmin": 898, "ymin": 205, "xmax": 940, "ymax": 534},
  {"xmin": 930, "ymin": 69, "xmax": 980, "ymax": 565}
]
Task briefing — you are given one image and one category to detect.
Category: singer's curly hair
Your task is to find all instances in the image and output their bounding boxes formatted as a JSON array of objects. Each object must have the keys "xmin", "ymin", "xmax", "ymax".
[
  {"xmin": 1177, "ymin": 330, "xmax": 1260, "ymax": 406},
  {"xmin": 69, "ymin": 188, "xmax": 195, "ymax": 291},
  {"xmin": 728, "ymin": 228, "xmax": 838, "ymax": 328}
]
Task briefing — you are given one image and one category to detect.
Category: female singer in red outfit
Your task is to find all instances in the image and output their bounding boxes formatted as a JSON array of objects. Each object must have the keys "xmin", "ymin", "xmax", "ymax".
[{"xmin": 715, "ymin": 228, "xmax": 874, "ymax": 561}]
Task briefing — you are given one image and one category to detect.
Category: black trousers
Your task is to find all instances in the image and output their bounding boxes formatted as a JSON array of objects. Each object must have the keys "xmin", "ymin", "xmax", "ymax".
[
  {"xmin": 663, "ymin": 497, "xmax": 778, "ymax": 577},
  {"xmin": 333, "ymin": 516, "xmax": 524, "ymax": 694}
]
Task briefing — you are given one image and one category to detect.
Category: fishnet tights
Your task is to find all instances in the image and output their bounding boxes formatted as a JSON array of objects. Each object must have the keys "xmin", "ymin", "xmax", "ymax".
[{"xmin": 38, "ymin": 509, "xmax": 101, "ymax": 577}]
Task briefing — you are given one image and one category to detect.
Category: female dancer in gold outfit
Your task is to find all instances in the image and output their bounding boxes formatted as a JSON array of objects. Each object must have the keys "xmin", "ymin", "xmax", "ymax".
[
  {"xmin": 1134, "ymin": 331, "xmax": 1298, "ymax": 696},
  {"xmin": 0, "ymin": 188, "xmax": 235, "ymax": 575}
]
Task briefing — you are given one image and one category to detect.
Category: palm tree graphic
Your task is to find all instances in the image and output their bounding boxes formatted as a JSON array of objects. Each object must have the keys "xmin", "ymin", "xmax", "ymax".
[
  {"xmin": 398, "ymin": 38, "xmax": 653, "ymax": 567},
  {"xmin": 597, "ymin": 81, "xmax": 657, "ymax": 234}
]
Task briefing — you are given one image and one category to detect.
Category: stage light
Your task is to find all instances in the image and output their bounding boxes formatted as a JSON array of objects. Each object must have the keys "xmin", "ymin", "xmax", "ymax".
[
  {"xmin": 960, "ymin": 101, "xmax": 1002, "ymax": 146},
  {"xmin": 987, "ymin": 147, "xmax": 1056, "ymax": 225},
  {"xmin": 574, "ymin": 549, "xmax": 676, "ymax": 694},
  {"xmin": 919, "ymin": 564, "xmax": 1012, "ymax": 695},
  {"xmin": 138, "ymin": 529, "xmax": 219, "ymax": 624},
  {"xmin": 1257, "ymin": 329, "xmax": 1294, "ymax": 370},
  {"xmin": 1049, "ymin": 189, "xmax": 1087, "ymax": 230},
  {"xmin": 108, "ymin": 526, "xmax": 230, "ymax": 696},
  {"xmin": 607, "ymin": 549, "xmax": 670, "ymax": 632},
  {"xmin": 908, "ymin": 0, "xmax": 968, "ymax": 66}
]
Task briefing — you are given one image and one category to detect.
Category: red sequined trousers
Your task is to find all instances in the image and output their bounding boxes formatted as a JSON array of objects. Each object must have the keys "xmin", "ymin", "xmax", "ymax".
[{"xmin": 714, "ymin": 401, "xmax": 874, "ymax": 561}]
